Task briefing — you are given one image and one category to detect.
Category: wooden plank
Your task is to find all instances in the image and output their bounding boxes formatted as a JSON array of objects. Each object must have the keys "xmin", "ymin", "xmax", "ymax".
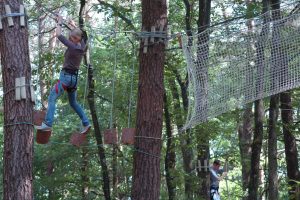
[
  {"xmin": 30, "ymin": 80, "xmax": 35, "ymax": 103},
  {"xmin": 150, "ymin": 26, "xmax": 155, "ymax": 43},
  {"xmin": 15, "ymin": 78, "xmax": 21, "ymax": 101},
  {"xmin": 20, "ymin": 77, "xmax": 26, "ymax": 99},
  {"xmin": 19, "ymin": 5, "xmax": 25, "ymax": 27},
  {"xmin": 5, "ymin": 5, "xmax": 14, "ymax": 27}
]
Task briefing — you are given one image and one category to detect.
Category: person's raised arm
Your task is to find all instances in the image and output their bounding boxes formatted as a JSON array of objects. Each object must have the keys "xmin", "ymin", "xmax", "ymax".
[
  {"xmin": 55, "ymin": 16, "xmax": 79, "ymax": 49},
  {"xmin": 56, "ymin": 15, "xmax": 63, "ymax": 37}
]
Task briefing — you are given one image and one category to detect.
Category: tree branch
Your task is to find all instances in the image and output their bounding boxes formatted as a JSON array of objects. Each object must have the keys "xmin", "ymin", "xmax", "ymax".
[{"xmin": 97, "ymin": 0, "xmax": 135, "ymax": 30}]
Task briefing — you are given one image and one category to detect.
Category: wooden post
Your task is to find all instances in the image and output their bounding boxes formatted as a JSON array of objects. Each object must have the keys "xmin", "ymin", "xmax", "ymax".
[
  {"xmin": 19, "ymin": 5, "xmax": 25, "ymax": 27},
  {"xmin": 15, "ymin": 78, "xmax": 21, "ymax": 101},
  {"xmin": 150, "ymin": 26, "xmax": 156, "ymax": 43},
  {"xmin": 20, "ymin": 77, "xmax": 26, "ymax": 99},
  {"xmin": 30, "ymin": 81, "xmax": 35, "ymax": 103},
  {"xmin": 159, "ymin": 25, "xmax": 164, "ymax": 43},
  {"xmin": 204, "ymin": 159, "xmax": 208, "ymax": 172},
  {"xmin": 198, "ymin": 160, "xmax": 202, "ymax": 171},
  {"xmin": 5, "ymin": 5, "xmax": 14, "ymax": 27},
  {"xmin": 165, "ymin": 25, "xmax": 171, "ymax": 47}
]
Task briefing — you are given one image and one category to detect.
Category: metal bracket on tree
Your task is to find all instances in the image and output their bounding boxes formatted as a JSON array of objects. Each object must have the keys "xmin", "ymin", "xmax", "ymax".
[{"xmin": 140, "ymin": 25, "xmax": 168, "ymax": 53}]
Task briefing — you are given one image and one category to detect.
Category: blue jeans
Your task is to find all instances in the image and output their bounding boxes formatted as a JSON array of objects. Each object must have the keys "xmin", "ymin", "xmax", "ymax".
[{"xmin": 44, "ymin": 71, "xmax": 90, "ymax": 127}]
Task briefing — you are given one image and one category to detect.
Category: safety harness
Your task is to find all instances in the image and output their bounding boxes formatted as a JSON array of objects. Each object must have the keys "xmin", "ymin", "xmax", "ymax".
[{"xmin": 56, "ymin": 69, "xmax": 78, "ymax": 93}]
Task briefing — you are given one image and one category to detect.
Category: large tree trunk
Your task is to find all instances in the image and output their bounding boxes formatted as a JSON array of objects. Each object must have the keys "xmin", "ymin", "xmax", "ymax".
[
  {"xmin": 79, "ymin": 1, "xmax": 111, "ymax": 199},
  {"xmin": 268, "ymin": 94, "xmax": 279, "ymax": 200},
  {"xmin": 131, "ymin": 0, "xmax": 167, "ymax": 199},
  {"xmin": 164, "ymin": 92, "xmax": 176, "ymax": 200},
  {"xmin": 280, "ymin": 91, "xmax": 300, "ymax": 196},
  {"xmin": 197, "ymin": 0, "xmax": 211, "ymax": 199},
  {"xmin": 197, "ymin": 132, "xmax": 210, "ymax": 200},
  {"xmin": 0, "ymin": 0, "xmax": 34, "ymax": 199},
  {"xmin": 248, "ymin": 100, "xmax": 264, "ymax": 200},
  {"xmin": 238, "ymin": 104, "xmax": 253, "ymax": 192},
  {"xmin": 167, "ymin": 77, "xmax": 194, "ymax": 199},
  {"xmin": 270, "ymin": 0, "xmax": 300, "ymax": 196},
  {"xmin": 247, "ymin": 0, "xmax": 269, "ymax": 198}
]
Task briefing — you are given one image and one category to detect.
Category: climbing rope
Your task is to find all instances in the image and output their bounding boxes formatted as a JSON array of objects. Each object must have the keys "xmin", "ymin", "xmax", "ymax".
[
  {"xmin": 127, "ymin": 37, "xmax": 135, "ymax": 128},
  {"xmin": 109, "ymin": 32, "xmax": 118, "ymax": 129}
]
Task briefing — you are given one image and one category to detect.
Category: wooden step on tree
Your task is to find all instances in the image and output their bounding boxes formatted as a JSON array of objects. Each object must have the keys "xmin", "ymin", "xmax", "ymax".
[
  {"xmin": 104, "ymin": 128, "xmax": 118, "ymax": 144},
  {"xmin": 121, "ymin": 128, "xmax": 136, "ymax": 145},
  {"xmin": 0, "ymin": 1, "xmax": 34, "ymax": 198}
]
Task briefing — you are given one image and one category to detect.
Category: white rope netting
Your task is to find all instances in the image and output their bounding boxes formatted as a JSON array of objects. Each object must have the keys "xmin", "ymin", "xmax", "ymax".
[{"xmin": 182, "ymin": 4, "xmax": 300, "ymax": 129}]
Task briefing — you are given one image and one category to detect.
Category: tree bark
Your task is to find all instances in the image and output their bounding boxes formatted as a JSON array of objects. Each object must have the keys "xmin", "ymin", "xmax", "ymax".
[
  {"xmin": 270, "ymin": 0, "xmax": 300, "ymax": 196},
  {"xmin": 248, "ymin": 100, "xmax": 264, "ymax": 200},
  {"xmin": 268, "ymin": 95, "xmax": 279, "ymax": 200},
  {"xmin": 112, "ymin": 144, "xmax": 119, "ymax": 199},
  {"xmin": 197, "ymin": 0, "xmax": 211, "ymax": 199},
  {"xmin": 238, "ymin": 104, "xmax": 253, "ymax": 191},
  {"xmin": 81, "ymin": 148, "xmax": 89, "ymax": 200},
  {"xmin": 0, "ymin": 0, "xmax": 34, "ymax": 199},
  {"xmin": 197, "ymin": 134, "xmax": 210, "ymax": 200},
  {"xmin": 164, "ymin": 92, "xmax": 176, "ymax": 200},
  {"xmin": 131, "ymin": 0, "xmax": 167, "ymax": 199},
  {"xmin": 167, "ymin": 77, "xmax": 194, "ymax": 199},
  {"xmin": 247, "ymin": 0, "xmax": 269, "ymax": 198},
  {"xmin": 280, "ymin": 90, "xmax": 300, "ymax": 196},
  {"xmin": 87, "ymin": 62, "xmax": 111, "ymax": 200}
]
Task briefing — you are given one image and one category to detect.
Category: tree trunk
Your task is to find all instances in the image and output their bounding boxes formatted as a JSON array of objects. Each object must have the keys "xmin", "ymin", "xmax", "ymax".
[
  {"xmin": 112, "ymin": 144, "xmax": 119, "ymax": 199},
  {"xmin": 167, "ymin": 77, "xmax": 194, "ymax": 199},
  {"xmin": 197, "ymin": 0, "xmax": 211, "ymax": 199},
  {"xmin": 79, "ymin": 1, "xmax": 111, "ymax": 199},
  {"xmin": 248, "ymin": 99, "xmax": 264, "ymax": 200},
  {"xmin": 247, "ymin": 0, "xmax": 269, "ymax": 198},
  {"xmin": 238, "ymin": 104, "xmax": 253, "ymax": 191},
  {"xmin": 164, "ymin": 92, "xmax": 176, "ymax": 200},
  {"xmin": 268, "ymin": 95, "xmax": 279, "ymax": 200},
  {"xmin": 280, "ymin": 91, "xmax": 300, "ymax": 196},
  {"xmin": 0, "ymin": 0, "xmax": 34, "ymax": 199},
  {"xmin": 197, "ymin": 135, "xmax": 210, "ymax": 200},
  {"xmin": 87, "ymin": 64, "xmax": 111, "ymax": 200},
  {"xmin": 270, "ymin": 0, "xmax": 300, "ymax": 196},
  {"xmin": 131, "ymin": 0, "xmax": 167, "ymax": 199},
  {"xmin": 81, "ymin": 148, "xmax": 89, "ymax": 200}
]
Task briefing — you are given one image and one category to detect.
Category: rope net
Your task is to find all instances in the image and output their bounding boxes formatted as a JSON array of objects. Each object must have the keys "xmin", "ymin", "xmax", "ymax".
[{"xmin": 182, "ymin": 5, "xmax": 300, "ymax": 129}]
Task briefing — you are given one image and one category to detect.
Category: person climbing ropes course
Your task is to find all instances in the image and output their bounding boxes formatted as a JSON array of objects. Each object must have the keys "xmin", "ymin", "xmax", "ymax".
[
  {"xmin": 210, "ymin": 160, "xmax": 228, "ymax": 200},
  {"xmin": 36, "ymin": 15, "xmax": 91, "ymax": 134}
]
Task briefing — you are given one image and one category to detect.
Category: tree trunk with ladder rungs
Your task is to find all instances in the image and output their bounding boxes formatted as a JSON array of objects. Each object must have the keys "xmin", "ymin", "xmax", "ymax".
[
  {"xmin": 0, "ymin": 0, "xmax": 34, "ymax": 199},
  {"xmin": 131, "ymin": 0, "xmax": 167, "ymax": 199}
]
